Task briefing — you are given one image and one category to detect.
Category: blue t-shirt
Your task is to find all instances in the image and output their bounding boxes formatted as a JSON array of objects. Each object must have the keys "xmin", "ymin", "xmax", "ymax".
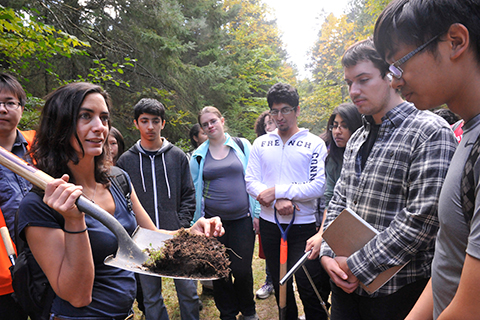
[{"xmin": 18, "ymin": 177, "xmax": 137, "ymax": 318}]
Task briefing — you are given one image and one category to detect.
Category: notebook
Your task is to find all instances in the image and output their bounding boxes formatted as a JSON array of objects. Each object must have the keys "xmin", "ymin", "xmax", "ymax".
[{"xmin": 322, "ymin": 208, "xmax": 407, "ymax": 294}]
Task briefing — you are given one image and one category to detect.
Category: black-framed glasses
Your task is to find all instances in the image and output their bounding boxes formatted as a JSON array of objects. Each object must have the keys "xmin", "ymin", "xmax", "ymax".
[
  {"xmin": 329, "ymin": 124, "xmax": 349, "ymax": 131},
  {"xmin": 0, "ymin": 101, "xmax": 21, "ymax": 110},
  {"xmin": 389, "ymin": 34, "xmax": 440, "ymax": 79},
  {"xmin": 270, "ymin": 107, "xmax": 295, "ymax": 117}
]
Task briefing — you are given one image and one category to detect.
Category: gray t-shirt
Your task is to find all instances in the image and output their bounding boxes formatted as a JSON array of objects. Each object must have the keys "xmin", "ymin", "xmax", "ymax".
[
  {"xmin": 202, "ymin": 148, "xmax": 250, "ymax": 220},
  {"xmin": 432, "ymin": 114, "xmax": 480, "ymax": 318}
]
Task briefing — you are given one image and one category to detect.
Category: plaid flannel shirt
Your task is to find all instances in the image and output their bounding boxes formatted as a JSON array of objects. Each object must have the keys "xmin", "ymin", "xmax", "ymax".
[{"xmin": 320, "ymin": 102, "xmax": 457, "ymax": 297}]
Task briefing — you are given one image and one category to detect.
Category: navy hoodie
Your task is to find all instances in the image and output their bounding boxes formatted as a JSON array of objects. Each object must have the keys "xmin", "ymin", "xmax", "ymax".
[{"xmin": 117, "ymin": 139, "xmax": 195, "ymax": 230}]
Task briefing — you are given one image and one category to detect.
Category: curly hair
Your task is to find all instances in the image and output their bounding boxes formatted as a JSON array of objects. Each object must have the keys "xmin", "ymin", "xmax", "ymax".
[
  {"xmin": 30, "ymin": 82, "xmax": 112, "ymax": 185},
  {"xmin": 254, "ymin": 110, "xmax": 271, "ymax": 137}
]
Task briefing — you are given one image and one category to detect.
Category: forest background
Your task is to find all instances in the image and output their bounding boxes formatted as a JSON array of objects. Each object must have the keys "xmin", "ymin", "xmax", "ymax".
[{"xmin": 0, "ymin": 0, "xmax": 390, "ymax": 150}]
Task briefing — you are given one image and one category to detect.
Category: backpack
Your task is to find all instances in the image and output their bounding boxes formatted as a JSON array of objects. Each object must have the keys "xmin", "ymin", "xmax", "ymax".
[
  {"xmin": 11, "ymin": 167, "xmax": 131, "ymax": 320},
  {"xmin": 196, "ymin": 136, "xmax": 245, "ymax": 164}
]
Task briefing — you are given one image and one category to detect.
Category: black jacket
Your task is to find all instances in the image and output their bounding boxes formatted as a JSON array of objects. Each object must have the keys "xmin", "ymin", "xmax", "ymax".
[{"xmin": 117, "ymin": 139, "xmax": 195, "ymax": 230}]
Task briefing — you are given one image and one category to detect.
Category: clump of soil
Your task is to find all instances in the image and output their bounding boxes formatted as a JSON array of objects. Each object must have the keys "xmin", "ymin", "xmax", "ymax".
[{"xmin": 143, "ymin": 230, "xmax": 230, "ymax": 279}]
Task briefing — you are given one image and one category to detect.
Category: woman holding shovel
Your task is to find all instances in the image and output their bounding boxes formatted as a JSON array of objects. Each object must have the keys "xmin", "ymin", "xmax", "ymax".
[{"xmin": 16, "ymin": 82, "xmax": 224, "ymax": 319}]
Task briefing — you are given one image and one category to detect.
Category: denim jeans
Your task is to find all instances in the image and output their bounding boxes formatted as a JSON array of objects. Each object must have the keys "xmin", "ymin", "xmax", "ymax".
[
  {"xmin": 260, "ymin": 218, "xmax": 329, "ymax": 320},
  {"xmin": 138, "ymin": 274, "xmax": 199, "ymax": 320}
]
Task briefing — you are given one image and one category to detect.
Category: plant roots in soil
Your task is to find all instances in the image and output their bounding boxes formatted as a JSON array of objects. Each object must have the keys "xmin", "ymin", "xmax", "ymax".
[{"xmin": 143, "ymin": 230, "xmax": 231, "ymax": 279}]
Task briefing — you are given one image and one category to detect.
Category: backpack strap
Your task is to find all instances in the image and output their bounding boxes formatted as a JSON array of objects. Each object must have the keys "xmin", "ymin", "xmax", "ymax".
[
  {"xmin": 232, "ymin": 137, "xmax": 245, "ymax": 154},
  {"xmin": 461, "ymin": 133, "xmax": 480, "ymax": 225},
  {"xmin": 109, "ymin": 166, "xmax": 132, "ymax": 212}
]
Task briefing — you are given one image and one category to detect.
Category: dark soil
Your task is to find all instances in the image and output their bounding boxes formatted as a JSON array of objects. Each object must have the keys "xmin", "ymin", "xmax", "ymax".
[{"xmin": 143, "ymin": 230, "xmax": 231, "ymax": 279}]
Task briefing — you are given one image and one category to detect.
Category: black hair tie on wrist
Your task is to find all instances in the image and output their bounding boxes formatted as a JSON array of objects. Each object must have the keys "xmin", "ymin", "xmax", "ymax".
[{"xmin": 63, "ymin": 227, "xmax": 88, "ymax": 234}]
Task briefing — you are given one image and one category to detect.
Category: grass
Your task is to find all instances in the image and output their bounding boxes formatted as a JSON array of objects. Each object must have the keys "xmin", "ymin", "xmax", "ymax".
[{"xmin": 133, "ymin": 236, "xmax": 305, "ymax": 319}]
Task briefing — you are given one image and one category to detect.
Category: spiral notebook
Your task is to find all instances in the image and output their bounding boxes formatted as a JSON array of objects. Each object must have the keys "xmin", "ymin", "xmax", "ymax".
[{"xmin": 322, "ymin": 208, "xmax": 407, "ymax": 294}]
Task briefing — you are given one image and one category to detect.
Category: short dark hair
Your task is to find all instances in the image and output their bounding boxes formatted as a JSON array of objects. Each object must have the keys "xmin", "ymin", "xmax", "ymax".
[
  {"xmin": 0, "ymin": 73, "xmax": 26, "ymax": 106},
  {"xmin": 189, "ymin": 123, "xmax": 202, "ymax": 149},
  {"xmin": 267, "ymin": 83, "xmax": 299, "ymax": 109},
  {"xmin": 342, "ymin": 38, "xmax": 390, "ymax": 78},
  {"xmin": 374, "ymin": 0, "xmax": 480, "ymax": 63},
  {"xmin": 31, "ymin": 82, "xmax": 112, "ymax": 185},
  {"xmin": 134, "ymin": 98, "xmax": 166, "ymax": 122}
]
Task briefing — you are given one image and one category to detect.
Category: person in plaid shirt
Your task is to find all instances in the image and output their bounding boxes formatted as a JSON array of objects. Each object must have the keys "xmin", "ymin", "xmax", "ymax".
[{"xmin": 307, "ymin": 39, "xmax": 457, "ymax": 320}]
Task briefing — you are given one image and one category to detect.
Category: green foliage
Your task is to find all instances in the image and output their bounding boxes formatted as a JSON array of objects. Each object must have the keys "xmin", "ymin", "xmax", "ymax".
[
  {"xmin": 304, "ymin": 0, "xmax": 390, "ymax": 127},
  {"xmin": 0, "ymin": 5, "xmax": 89, "ymax": 73},
  {"xmin": 17, "ymin": 96, "xmax": 44, "ymax": 131},
  {"xmin": 1, "ymin": 0, "xmax": 298, "ymax": 143},
  {"xmin": 69, "ymin": 58, "xmax": 135, "ymax": 88},
  {"xmin": 174, "ymin": 138, "xmax": 192, "ymax": 154}
]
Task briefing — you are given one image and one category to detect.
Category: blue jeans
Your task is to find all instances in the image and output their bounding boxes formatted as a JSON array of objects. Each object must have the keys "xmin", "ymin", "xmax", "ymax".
[
  {"xmin": 260, "ymin": 218, "xmax": 329, "ymax": 320},
  {"xmin": 330, "ymin": 278, "xmax": 428, "ymax": 320},
  {"xmin": 212, "ymin": 216, "xmax": 256, "ymax": 320},
  {"xmin": 139, "ymin": 274, "xmax": 199, "ymax": 320},
  {"xmin": 265, "ymin": 264, "xmax": 272, "ymax": 285}
]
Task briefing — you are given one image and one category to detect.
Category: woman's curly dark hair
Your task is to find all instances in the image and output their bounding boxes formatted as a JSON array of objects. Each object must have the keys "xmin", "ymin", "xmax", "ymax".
[{"xmin": 30, "ymin": 82, "xmax": 112, "ymax": 186}]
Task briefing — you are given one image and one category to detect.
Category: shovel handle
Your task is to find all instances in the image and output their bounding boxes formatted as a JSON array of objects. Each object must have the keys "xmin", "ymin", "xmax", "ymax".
[
  {"xmin": 0, "ymin": 146, "xmax": 54, "ymax": 189},
  {"xmin": 0, "ymin": 146, "xmax": 144, "ymax": 262},
  {"xmin": 1, "ymin": 226, "xmax": 16, "ymax": 265}
]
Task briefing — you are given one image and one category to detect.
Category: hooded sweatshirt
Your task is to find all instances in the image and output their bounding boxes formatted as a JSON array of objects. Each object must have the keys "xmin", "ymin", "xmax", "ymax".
[
  {"xmin": 117, "ymin": 138, "xmax": 195, "ymax": 230},
  {"xmin": 245, "ymin": 128, "xmax": 327, "ymax": 225}
]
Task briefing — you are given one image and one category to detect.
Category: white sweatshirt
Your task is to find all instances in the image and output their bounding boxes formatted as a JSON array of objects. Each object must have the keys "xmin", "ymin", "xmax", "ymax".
[{"xmin": 245, "ymin": 128, "xmax": 327, "ymax": 224}]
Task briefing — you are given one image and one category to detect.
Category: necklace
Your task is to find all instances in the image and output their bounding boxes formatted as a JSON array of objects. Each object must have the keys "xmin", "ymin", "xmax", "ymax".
[{"xmin": 85, "ymin": 183, "xmax": 98, "ymax": 203}]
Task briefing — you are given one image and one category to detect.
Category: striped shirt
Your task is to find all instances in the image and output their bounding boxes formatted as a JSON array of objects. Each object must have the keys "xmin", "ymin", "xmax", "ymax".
[{"xmin": 320, "ymin": 102, "xmax": 457, "ymax": 297}]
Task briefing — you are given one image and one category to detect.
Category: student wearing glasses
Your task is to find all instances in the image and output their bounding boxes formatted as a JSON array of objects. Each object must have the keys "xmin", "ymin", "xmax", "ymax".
[
  {"xmin": 190, "ymin": 106, "xmax": 259, "ymax": 320},
  {"xmin": 374, "ymin": 1, "xmax": 480, "ymax": 319},
  {"xmin": 0, "ymin": 73, "xmax": 33, "ymax": 320},
  {"xmin": 246, "ymin": 83, "xmax": 329, "ymax": 320},
  {"xmin": 306, "ymin": 39, "xmax": 457, "ymax": 320}
]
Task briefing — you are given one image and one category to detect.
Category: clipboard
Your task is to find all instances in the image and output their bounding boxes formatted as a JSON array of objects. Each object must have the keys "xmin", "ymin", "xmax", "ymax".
[{"xmin": 322, "ymin": 208, "xmax": 406, "ymax": 294}]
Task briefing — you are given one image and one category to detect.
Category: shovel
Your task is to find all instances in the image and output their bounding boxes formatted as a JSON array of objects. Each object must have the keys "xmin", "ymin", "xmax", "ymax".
[
  {"xmin": 0, "ymin": 146, "xmax": 217, "ymax": 280},
  {"xmin": 275, "ymin": 207, "xmax": 296, "ymax": 320}
]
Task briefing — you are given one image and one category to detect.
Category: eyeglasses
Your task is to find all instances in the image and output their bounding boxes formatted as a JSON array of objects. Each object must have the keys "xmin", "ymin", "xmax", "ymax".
[
  {"xmin": 329, "ymin": 124, "xmax": 349, "ymax": 131},
  {"xmin": 270, "ymin": 107, "xmax": 296, "ymax": 117},
  {"xmin": 389, "ymin": 34, "xmax": 440, "ymax": 79},
  {"xmin": 0, "ymin": 101, "xmax": 21, "ymax": 110},
  {"xmin": 201, "ymin": 118, "xmax": 219, "ymax": 129}
]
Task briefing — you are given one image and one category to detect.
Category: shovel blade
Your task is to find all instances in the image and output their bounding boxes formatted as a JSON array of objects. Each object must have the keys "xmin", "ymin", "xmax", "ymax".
[{"xmin": 104, "ymin": 226, "xmax": 171, "ymax": 278}]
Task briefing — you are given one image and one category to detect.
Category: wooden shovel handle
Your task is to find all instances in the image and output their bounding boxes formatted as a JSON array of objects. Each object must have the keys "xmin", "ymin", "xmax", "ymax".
[
  {"xmin": 0, "ymin": 226, "xmax": 15, "ymax": 257},
  {"xmin": 0, "ymin": 146, "xmax": 54, "ymax": 190}
]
